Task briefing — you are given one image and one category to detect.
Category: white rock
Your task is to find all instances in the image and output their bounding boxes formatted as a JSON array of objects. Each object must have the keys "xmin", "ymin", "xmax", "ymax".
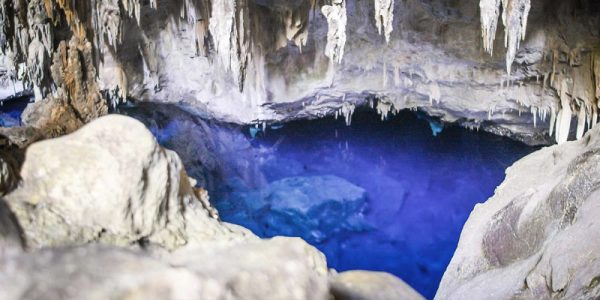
[
  {"xmin": 436, "ymin": 125, "xmax": 600, "ymax": 299},
  {"xmin": 5, "ymin": 114, "xmax": 251, "ymax": 250}
]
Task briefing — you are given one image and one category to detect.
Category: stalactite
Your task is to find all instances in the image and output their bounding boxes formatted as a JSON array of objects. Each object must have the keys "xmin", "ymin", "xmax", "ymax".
[
  {"xmin": 576, "ymin": 102, "xmax": 586, "ymax": 140},
  {"xmin": 479, "ymin": 0, "xmax": 500, "ymax": 55},
  {"xmin": 429, "ymin": 82, "xmax": 441, "ymax": 105},
  {"xmin": 278, "ymin": 4, "xmax": 311, "ymax": 52},
  {"xmin": 322, "ymin": 0, "xmax": 347, "ymax": 64},
  {"xmin": 479, "ymin": 0, "xmax": 530, "ymax": 74},
  {"xmin": 374, "ymin": 0, "xmax": 394, "ymax": 43},
  {"xmin": 340, "ymin": 101, "xmax": 355, "ymax": 126},
  {"xmin": 554, "ymin": 77, "xmax": 572, "ymax": 144},
  {"xmin": 209, "ymin": 0, "xmax": 252, "ymax": 91},
  {"xmin": 376, "ymin": 99, "xmax": 393, "ymax": 120}
]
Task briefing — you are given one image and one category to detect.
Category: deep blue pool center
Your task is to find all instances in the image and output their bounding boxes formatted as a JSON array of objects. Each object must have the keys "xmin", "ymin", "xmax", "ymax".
[{"xmin": 119, "ymin": 104, "xmax": 537, "ymax": 299}]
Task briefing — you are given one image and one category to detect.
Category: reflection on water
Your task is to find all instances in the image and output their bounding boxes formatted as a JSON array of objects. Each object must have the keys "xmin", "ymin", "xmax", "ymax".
[{"xmin": 122, "ymin": 104, "xmax": 537, "ymax": 299}]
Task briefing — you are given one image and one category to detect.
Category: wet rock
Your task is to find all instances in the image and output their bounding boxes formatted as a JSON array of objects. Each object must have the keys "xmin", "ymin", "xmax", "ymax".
[
  {"xmin": 4, "ymin": 114, "xmax": 250, "ymax": 250},
  {"xmin": 436, "ymin": 126, "xmax": 600, "ymax": 299},
  {"xmin": 218, "ymin": 175, "xmax": 369, "ymax": 243},
  {"xmin": 330, "ymin": 271, "xmax": 425, "ymax": 300}
]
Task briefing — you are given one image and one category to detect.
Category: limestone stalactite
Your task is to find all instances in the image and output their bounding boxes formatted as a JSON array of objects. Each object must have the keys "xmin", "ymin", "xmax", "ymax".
[
  {"xmin": 321, "ymin": 0, "xmax": 347, "ymax": 64},
  {"xmin": 374, "ymin": 0, "xmax": 394, "ymax": 43}
]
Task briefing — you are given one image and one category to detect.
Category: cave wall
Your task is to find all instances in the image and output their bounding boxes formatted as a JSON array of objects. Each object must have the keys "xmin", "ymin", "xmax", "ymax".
[{"xmin": 0, "ymin": 0, "xmax": 599, "ymax": 145}]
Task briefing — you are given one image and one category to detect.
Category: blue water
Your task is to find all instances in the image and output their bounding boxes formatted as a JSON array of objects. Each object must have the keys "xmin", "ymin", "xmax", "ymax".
[
  {"xmin": 0, "ymin": 96, "xmax": 30, "ymax": 127},
  {"xmin": 120, "ymin": 104, "xmax": 536, "ymax": 299},
  {"xmin": 215, "ymin": 110, "xmax": 536, "ymax": 299}
]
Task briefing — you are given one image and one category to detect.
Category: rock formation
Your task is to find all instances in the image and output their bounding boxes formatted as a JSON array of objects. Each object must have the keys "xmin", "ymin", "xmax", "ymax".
[
  {"xmin": 0, "ymin": 0, "xmax": 597, "ymax": 146},
  {"xmin": 0, "ymin": 239, "xmax": 330, "ymax": 300},
  {"xmin": 436, "ymin": 124, "xmax": 600, "ymax": 299},
  {"xmin": 4, "ymin": 114, "xmax": 247, "ymax": 250}
]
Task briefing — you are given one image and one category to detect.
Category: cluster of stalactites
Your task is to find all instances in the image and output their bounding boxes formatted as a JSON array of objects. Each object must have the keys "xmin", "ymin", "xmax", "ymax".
[
  {"xmin": 479, "ymin": 0, "xmax": 531, "ymax": 75},
  {"xmin": 0, "ymin": 0, "xmax": 54, "ymax": 101},
  {"xmin": 209, "ymin": 0, "xmax": 252, "ymax": 92},
  {"xmin": 321, "ymin": 0, "xmax": 347, "ymax": 64},
  {"xmin": 0, "ymin": 0, "xmax": 154, "ymax": 104},
  {"xmin": 543, "ymin": 49, "xmax": 600, "ymax": 144}
]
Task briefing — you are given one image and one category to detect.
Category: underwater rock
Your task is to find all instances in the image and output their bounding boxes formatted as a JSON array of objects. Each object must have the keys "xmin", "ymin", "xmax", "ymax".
[
  {"xmin": 217, "ymin": 175, "xmax": 369, "ymax": 243},
  {"xmin": 436, "ymin": 125, "xmax": 600, "ymax": 299},
  {"xmin": 330, "ymin": 271, "xmax": 425, "ymax": 300},
  {"xmin": 0, "ymin": 238, "xmax": 330, "ymax": 300},
  {"xmin": 4, "ymin": 114, "xmax": 250, "ymax": 250}
]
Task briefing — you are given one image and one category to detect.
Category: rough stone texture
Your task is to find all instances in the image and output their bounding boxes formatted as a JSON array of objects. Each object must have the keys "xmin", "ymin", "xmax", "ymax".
[
  {"xmin": 1, "ymin": 0, "xmax": 599, "ymax": 146},
  {"xmin": 0, "ymin": 238, "xmax": 330, "ymax": 300},
  {"xmin": 330, "ymin": 271, "xmax": 425, "ymax": 300},
  {"xmin": 0, "ymin": 150, "xmax": 19, "ymax": 195},
  {"xmin": 96, "ymin": 0, "xmax": 598, "ymax": 145},
  {"xmin": 436, "ymin": 125, "xmax": 600, "ymax": 299},
  {"xmin": 4, "ymin": 114, "xmax": 251, "ymax": 250},
  {"xmin": 0, "ymin": 199, "xmax": 23, "ymax": 257}
]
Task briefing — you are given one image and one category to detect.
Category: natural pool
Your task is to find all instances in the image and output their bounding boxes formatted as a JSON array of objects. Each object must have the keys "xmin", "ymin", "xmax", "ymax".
[{"xmin": 121, "ymin": 104, "xmax": 536, "ymax": 299}]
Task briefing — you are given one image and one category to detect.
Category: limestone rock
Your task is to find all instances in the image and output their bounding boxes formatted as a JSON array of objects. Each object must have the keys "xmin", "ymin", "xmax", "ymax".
[
  {"xmin": 0, "ymin": 199, "xmax": 23, "ymax": 257},
  {"xmin": 0, "ymin": 151, "xmax": 18, "ymax": 195},
  {"xmin": 330, "ymin": 271, "xmax": 425, "ymax": 300},
  {"xmin": 436, "ymin": 125, "xmax": 600, "ymax": 299},
  {"xmin": 0, "ymin": 238, "xmax": 330, "ymax": 300},
  {"xmin": 3, "ymin": 0, "xmax": 597, "ymax": 146},
  {"xmin": 4, "ymin": 114, "xmax": 250, "ymax": 250}
]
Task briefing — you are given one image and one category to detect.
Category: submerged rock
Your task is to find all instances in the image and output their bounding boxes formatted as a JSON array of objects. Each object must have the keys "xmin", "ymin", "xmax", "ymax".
[
  {"xmin": 4, "ymin": 114, "xmax": 249, "ymax": 250},
  {"xmin": 436, "ymin": 125, "xmax": 600, "ymax": 299},
  {"xmin": 218, "ymin": 175, "xmax": 369, "ymax": 243}
]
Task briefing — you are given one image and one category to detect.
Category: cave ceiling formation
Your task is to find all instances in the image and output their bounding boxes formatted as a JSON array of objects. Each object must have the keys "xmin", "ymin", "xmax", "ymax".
[{"xmin": 0, "ymin": 0, "xmax": 599, "ymax": 145}]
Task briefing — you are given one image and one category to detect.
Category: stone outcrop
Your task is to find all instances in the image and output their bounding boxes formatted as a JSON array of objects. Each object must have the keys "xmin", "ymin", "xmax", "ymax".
[
  {"xmin": 436, "ymin": 125, "xmax": 600, "ymax": 299},
  {"xmin": 4, "ymin": 114, "xmax": 249, "ymax": 250},
  {"xmin": 0, "ymin": 239, "xmax": 329, "ymax": 300}
]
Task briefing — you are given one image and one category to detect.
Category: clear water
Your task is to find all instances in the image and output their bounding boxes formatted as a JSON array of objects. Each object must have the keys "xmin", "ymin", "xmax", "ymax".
[
  {"xmin": 121, "ymin": 104, "xmax": 536, "ymax": 299},
  {"xmin": 215, "ymin": 110, "xmax": 537, "ymax": 299},
  {"xmin": 0, "ymin": 96, "xmax": 30, "ymax": 127}
]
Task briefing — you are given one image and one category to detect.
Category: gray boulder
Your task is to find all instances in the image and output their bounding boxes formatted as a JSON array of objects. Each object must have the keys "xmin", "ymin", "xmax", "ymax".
[
  {"xmin": 4, "ymin": 114, "xmax": 251, "ymax": 250},
  {"xmin": 0, "ymin": 237, "xmax": 330, "ymax": 300},
  {"xmin": 436, "ymin": 126, "xmax": 600, "ymax": 299}
]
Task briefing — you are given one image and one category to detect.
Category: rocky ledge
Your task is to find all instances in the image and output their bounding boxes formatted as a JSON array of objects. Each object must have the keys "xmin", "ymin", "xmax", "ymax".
[{"xmin": 436, "ymin": 123, "xmax": 600, "ymax": 299}]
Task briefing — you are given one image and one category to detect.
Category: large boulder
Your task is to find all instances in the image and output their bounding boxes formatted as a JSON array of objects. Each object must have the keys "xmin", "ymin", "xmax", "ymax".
[
  {"xmin": 4, "ymin": 114, "xmax": 251, "ymax": 250},
  {"xmin": 436, "ymin": 126, "xmax": 600, "ymax": 299},
  {"xmin": 0, "ymin": 237, "xmax": 330, "ymax": 300}
]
